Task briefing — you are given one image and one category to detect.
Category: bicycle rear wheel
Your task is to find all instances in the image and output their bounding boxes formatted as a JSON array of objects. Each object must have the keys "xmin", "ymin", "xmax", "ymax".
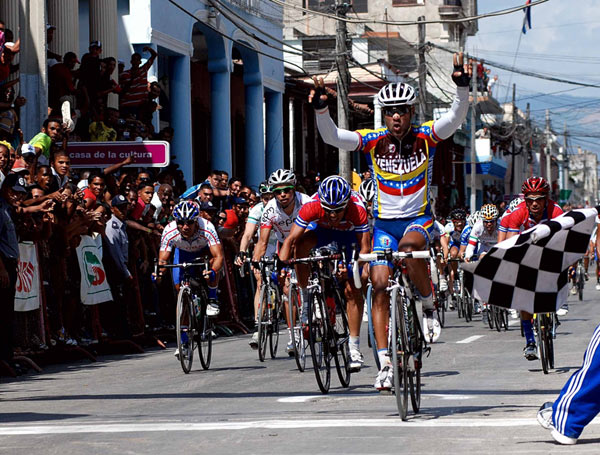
[
  {"xmin": 390, "ymin": 288, "xmax": 409, "ymax": 420},
  {"xmin": 542, "ymin": 314, "xmax": 555, "ymax": 370},
  {"xmin": 408, "ymin": 301, "xmax": 422, "ymax": 413},
  {"xmin": 176, "ymin": 289, "xmax": 195, "ymax": 374},
  {"xmin": 288, "ymin": 283, "xmax": 306, "ymax": 372},
  {"xmin": 257, "ymin": 286, "xmax": 269, "ymax": 362},
  {"xmin": 438, "ymin": 292, "xmax": 446, "ymax": 328},
  {"xmin": 332, "ymin": 287, "xmax": 351, "ymax": 388},
  {"xmin": 308, "ymin": 289, "xmax": 331, "ymax": 394},
  {"xmin": 464, "ymin": 291, "xmax": 473, "ymax": 323},
  {"xmin": 501, "ymin": 308, "xmax": 509, "ymax": 331},
  {"xmin": 196, "ymin": 289, "xmax": 212, "ymax": 370},
  {"xmin": 493, "ymin": 306, "xmax": 502, "ymax": 332},
  {"xmin": 578, "ymin": 275, "xmax": 584, "ymax": 301},
  {"xmin": 269, "ymin": 286, "xmax": 281, "ymax": 359}
]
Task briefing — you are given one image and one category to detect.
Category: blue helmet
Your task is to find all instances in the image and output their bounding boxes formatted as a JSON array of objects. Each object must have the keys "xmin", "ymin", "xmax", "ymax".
[
  {"xmin": 318, "ymin": 175, "xmax": 352, "ymax": 209},
  {"xmin": 173, "ymin": 200, "xmax": 200, "ymax": 222}
]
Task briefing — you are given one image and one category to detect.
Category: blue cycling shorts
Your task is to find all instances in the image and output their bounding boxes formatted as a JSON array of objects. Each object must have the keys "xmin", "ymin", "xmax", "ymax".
[
  {"xmin": 372, "ymin": 215, "xmax": 433, "ymax": 268},
  {"xmin": 172, "ymin": 247, "xmax": 209, "ymax": 285},
  {"xmin": 310, "ymin": 225, "xmax": 360, "ymax": 264}
]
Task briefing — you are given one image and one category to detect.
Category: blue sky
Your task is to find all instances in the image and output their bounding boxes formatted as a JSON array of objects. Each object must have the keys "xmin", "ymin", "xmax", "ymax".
[{"xmin": 466, "ymin": 0, "xmax": 600, "ymax": 152}]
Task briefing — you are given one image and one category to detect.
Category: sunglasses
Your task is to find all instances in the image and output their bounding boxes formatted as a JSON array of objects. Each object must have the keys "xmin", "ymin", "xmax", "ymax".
[
  {"xmin": 176, "ymin": 220, "xmax": 196, "ymax": 226},
  {"xmin": 273, "ymin": 186, "xmax": 294, "ymax": 196},
  {"xmin": 525, "ymin": 196, "xmax": 546, "ymax": 202},
  {"xmin": 322, "ymin": 204, "xmax": 347, "ymax": 213},
  {"xmin": 383, "ymin": 105, "xmax": 411, "ymax": 117},
  {"xmin": 483, "ymin": 219, "xmax": 496, "ymax": 224}
]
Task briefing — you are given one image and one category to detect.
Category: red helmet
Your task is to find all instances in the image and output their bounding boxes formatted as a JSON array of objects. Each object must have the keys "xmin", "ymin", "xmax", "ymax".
[{"xmin": 522, "ymin": 176, "xmax": 550, "ymax": 195}]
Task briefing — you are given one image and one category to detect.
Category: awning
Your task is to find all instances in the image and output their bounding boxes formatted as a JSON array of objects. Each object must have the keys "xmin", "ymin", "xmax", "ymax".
[{"xmin": 466, "ymin": 161, "xmax": 507, "ymax": 180}]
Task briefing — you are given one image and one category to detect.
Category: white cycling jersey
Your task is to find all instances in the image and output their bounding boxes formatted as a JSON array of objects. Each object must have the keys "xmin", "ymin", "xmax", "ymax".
[
  {"xmin": 260, "ymin": 191, "xmax": 311, "ymax": 243},
  {"xmin": 430, "ymin": 220, "xmax": 445, "ymax": 241},
  {"xmin": 465, "ymin": 219, "xmax": 498, "ymax": 259},
  {"xmin": 248, "ymin": 202, "xmax": 278, "ymax": 256},
  {"xmin": 160, "ymin": 218, "xmax": 220, "ymax": 253}
]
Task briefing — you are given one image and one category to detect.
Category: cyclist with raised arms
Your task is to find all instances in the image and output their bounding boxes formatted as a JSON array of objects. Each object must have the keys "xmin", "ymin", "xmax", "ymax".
[
  {"xmin": 279, "ymin": 175, "xmax": 371, "ymax": 371},
  {"xmin": 252, "ymin": 169, "xmax": 311, "ymax": 353},
  {"xmin": 499, "ymin": 176, "xmax": 563, "ymax": 360},
  {"xmin": 157, "ymin": 200, "xmax": 224, "ymax": 317},
  {"xmin": 310, "ymin": 52, "xmax": 472, "ymax": 390}
]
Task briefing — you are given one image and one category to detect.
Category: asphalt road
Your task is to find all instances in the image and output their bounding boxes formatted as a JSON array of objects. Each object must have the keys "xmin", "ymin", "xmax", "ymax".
[{"xmin": 1, "ymin": 288, "xmax": 600, "ymax": 454}]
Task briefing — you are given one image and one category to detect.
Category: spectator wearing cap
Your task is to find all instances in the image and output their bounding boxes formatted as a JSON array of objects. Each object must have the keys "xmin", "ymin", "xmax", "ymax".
[
  {"xmin": 120, "ymin": 46, "xmax": 158, "ymax": 118},
  {"xmin": 198, "ymin": 200, "xmax": 218, "ymax": 222},
  {"xmin": 46, "ymin": 24, "xmax": 62, "ymax": 66},
  {"xmin": 29, "ymin": 118, "xmax": 62, "ymax": 166},
  {"xmin": 49, "ymin": 52, "xmax": 80, "ymax": 114},
  {"xmin": 221, "ymin": 197, "xmax": 249, "ymax": 238},
  {"xmin": 105, "ymin": 194, "xmax": 132, "ymax": 282}
]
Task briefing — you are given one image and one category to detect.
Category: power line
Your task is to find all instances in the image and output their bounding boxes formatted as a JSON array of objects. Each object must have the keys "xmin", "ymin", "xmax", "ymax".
[
  {"xmin": 168, "ymin": 0, "xmax": 309, "ymax": 74},
  {"xmin": 268, "ymin": 0, "xmax": 549, "ymax": 26},
  {"xmin": 430, "ymin": 42, "xmax": 600, "ymax": 89}
]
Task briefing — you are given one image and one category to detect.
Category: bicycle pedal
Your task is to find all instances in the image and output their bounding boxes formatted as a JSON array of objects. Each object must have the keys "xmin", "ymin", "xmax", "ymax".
[{"xmin": 424, "ymin": 346, "xmax": 432, "ymax": 358}]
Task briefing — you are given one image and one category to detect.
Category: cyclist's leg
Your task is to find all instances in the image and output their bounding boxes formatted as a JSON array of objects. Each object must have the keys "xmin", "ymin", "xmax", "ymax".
[
  {"xmin": 293, "ymin": 230, "xmax": 318, "ymax": 322},
  {"xmin": 521, "ymin": 310, "xmax": 537, "ymax": 359}
]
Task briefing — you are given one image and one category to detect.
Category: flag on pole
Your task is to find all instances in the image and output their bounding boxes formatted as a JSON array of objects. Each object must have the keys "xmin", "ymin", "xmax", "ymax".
[
  {"xmin": 522, "ymin": 0, "xmax": 532, "ymax": 34},
  {"xmin": 462, "ymin": 208, "xmax": 597, "ymax": 314}
]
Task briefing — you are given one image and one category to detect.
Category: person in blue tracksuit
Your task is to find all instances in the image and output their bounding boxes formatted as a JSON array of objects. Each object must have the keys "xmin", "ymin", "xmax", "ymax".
[{"xmin": 537, "ymin": 323, "xmax": 600, "ymax": 445}]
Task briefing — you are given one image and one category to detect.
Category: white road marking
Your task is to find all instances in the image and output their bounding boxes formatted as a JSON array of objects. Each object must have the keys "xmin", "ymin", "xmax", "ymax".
[
  {"xmin": 456, "ymin": 335, "xmax": 485, "ymax": 344},
  {"xmin": 509, "ymin": 319, "xmax": 520, "ymax": 326},
  {"xmin": 426, "ymin": 394, "xmax": 474, "ymax": 400},
  {"xmin": 1, "ymin": 418, "xmax": 593, "ymax": 435},
  {"xmin": 278, "ymin": 395, "xmax": 323, "ymax": 403}
]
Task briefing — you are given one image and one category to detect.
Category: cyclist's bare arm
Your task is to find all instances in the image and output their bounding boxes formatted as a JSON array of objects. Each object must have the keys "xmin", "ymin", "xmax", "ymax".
[
  {"xmin": 252, "ymin": 227, "xmax": 272, "ymax": 261},
  {"xmin": 279, "ymin": 224, "xmax": 305, "ymax": 262},
  {"xmin": 208, "ymin": 243, "xmax": 224, "ymax": 275},
  {"xmin": 236, "ymin": 222, "xmax": 258, "ymax": 266},
  {"xmin": 459, "ymin": 243, "xmax": 467, "ymax": 259},
  {"xmin": 357, "ymin": 231, "xmax": 371, "ymax": 256},
  {"xmin": 440, "ymin": 234, "xmax": 450, "ymax": 262}
]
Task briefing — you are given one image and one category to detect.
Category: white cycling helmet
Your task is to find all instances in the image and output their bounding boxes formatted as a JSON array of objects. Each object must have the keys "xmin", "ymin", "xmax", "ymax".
[
  {"xmin": 268, "ymin": 169, "xmax": 296, "ymax": 186},
  {"xmin": 467, "ymin": 211, "xmax": 481, "ymax": 227},
  {"xmin": 507, "ymin": 197, "xmax": 524, "ymax": 213},
  {"xmin": 480, "ymin": 203, "xmax": 499, "ymax": 221},
  {"xmin": 376, "ymin": 82, "xmax": 417, "ymax": 107},
  {"xmin": 359, "ymin": 179, "xmax": 375, "ymax": 203}
]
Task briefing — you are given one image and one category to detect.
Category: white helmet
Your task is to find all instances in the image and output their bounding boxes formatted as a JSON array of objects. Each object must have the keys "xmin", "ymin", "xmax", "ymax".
[
  {"xmin": 359, "ymin": 179, "xmax": 375, "ymax": 203},
  {"xmin": 507, "ymin": 197, "xmax": 524, "ymax": 213},
  {"xmin": 268, "ymin": 169, "xmax": 296, "ymax": 186},
  {"xmin": 467, "ymin": 211, "xmax": 481, "ymax": 227},
  {"xmin": 376, "ymin": 82, "xmax": 417, "ymax": 107}
]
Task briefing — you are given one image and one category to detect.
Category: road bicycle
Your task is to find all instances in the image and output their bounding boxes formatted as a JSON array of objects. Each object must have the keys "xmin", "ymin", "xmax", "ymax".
[
  {"xmin": 355, "ymin": 248, "xmax": 431, "ymax": 421},
  {"xmin": 575, "ymin": 258, "xmax": 585, "ymax": 301},
  {"xmin": 289, "ymin": 249, "xmax": 351, "ymax": 394},
  {"xmin": 156, "ymin": 258, "xmax": 214, "ymax": 373},
  {"xmin": 252, "ymin": 257, "xmax": 284, "ymax": 362},
  {"xmin": 429, "ymin": 248, "xmax": 447, "ymax": 328}
]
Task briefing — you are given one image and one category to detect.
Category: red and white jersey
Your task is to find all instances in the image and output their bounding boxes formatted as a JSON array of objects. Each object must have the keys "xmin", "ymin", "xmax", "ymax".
[
  {"xmin": 160, "ymin": 218, "xmax": 220, "ymax": 253},
  {"xmin": 499, "ymin": 199, "xmax": 563, "ymax": 234},
  {"xmin": 260, "ymin": 192, "xmax": 311, "ymax": 243},
  {"xmin": 295, "ymin": 192, "xmax": 369, "ymax": 233}
]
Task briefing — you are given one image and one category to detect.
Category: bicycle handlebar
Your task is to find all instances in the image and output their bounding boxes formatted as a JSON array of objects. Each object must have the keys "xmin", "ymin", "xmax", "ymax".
[{"xmin": 352, "ymin": 250, "xmax": 430, "ymax": 289}]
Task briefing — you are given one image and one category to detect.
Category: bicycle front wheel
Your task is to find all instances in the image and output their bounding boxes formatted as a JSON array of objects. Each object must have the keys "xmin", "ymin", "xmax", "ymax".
[
  {"xmin": 308, "ymin": 289, "xmax": 331, "ymax": 394},
  {"xmin": 390, "ymin": 288, "xmax": 409, "ymax": 420},
  {"xmin": 366, "ymin": 284, "xmax": 380, "ymax": 370},
  {"xmin": 269, "ymin": 286, "xmax": 281, "ymax": 359},
  {"xmin": 197, "ymin": 289, "xmax": 213, "ymax": 370},
  {"xmin": 332, "ymin": 287, "xmax": 351, "ymax": 388},
  {"xmin": 408, "ymin": 300, "xmax": 422, "ymax": 413},
  {"xmin": 288, "ymin": 283, "xmax": 306, "ymax": 372},
  {"xmin": 257, "ymin": 286, "xmax": 270, "ymax": 362},
  {"xmin": 535, "ymin": 315, "xmax": 548, "ymax": 374},
  {"xmin": 176, "ymin": 288, "xmax": 195, "ymax": 374}
]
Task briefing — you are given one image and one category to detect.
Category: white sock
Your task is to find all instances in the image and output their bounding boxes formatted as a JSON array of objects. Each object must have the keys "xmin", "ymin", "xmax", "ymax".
[
  {"xmin": 349, "ymin": 336, "xmax": 360, "ymax": 352},
  {"xmin": 378, "ymin": 349, "xmax": 390, "ymax": 368},
  {"xmin": 418, "ymin": 291, "xmax": 434, "ymax": 311},
  {"xmin": 287, "ymin": 328, "xmax": 292, "ymax": 340}
]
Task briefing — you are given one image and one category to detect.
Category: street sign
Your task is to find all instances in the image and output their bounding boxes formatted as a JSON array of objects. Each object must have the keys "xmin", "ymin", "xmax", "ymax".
[{"xmin": 67, "ymin": 141, "xmax": 170, "ymax": 168}]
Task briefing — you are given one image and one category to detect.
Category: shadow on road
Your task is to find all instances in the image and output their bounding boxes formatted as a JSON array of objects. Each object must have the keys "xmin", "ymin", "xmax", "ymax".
[{"xmin": 0, "ymin": 412, "xmax": 88, "ymax": 423}]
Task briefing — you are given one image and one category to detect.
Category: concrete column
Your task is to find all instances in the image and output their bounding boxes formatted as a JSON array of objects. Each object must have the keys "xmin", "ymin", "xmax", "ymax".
[
  {"xmin": 244, "ymin": 80, "xmax": 265, "ymax": 188},
  {"xmin": 89, "ymin": 0, "xmax": 118, "ymax": 108},
  {"xmin": 47, "ymin": 0, "xmax": 79, "ymax": 59},
  {"xmin": 170, "ymin": 55, "xmax": 193, "ymax": 186},
  {"xmin": 209, "ymin": 68, "xmax": 232, "ymax": 174},
  {"xmin": 265, "ymin": 90, "xmax": 284, "ymax": 173},
  {"xmin": 19, "ymin": 0, "xmax": 48, "ymax": 141},
  {"xmin": 374, "ymin": 99, "xmax": 382, "ymax": 129}
]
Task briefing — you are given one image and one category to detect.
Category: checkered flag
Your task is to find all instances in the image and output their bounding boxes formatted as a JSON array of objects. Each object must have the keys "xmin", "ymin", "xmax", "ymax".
[{"xmin": 462, "ymin": 208, "xmax": 598, "ymax": 313}]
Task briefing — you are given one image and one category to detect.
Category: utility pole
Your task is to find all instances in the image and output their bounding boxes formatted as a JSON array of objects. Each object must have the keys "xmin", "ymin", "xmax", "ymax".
[
  {"xmin": 469, "ymin": 58, "xmax": 477, "ymax": 212},
  {"xmin": 526, "ymin": 102, "xmax": 531, "ymax": 176},
  {"xmin": 509, "ymin": 83, "xmax": 516, "ymax": 197},
  {"xmin": 545, "ymin": 109, "xmax": 552, "ymax": 189},
  {"xmin": 417, "ymin": 16, "xmax": 427, "ymax": 123},
  {"xmin": 563, "ymin": 121, "xmax": 569, "ymax": 192},
  {"xmin": 335, "ymin": 0, "xmax": 351, "ymax": 182}
]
